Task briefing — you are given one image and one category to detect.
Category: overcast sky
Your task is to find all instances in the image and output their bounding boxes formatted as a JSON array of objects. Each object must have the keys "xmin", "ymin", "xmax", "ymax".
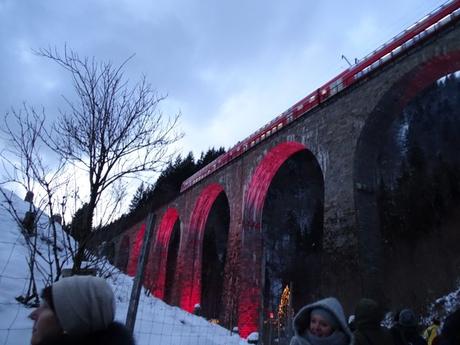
[
  {"xmin": 1, "ymin": 0, "xmax": 450, "ymax": 157},
  {"xmin": 0, "ymin": 0, "xmax": 452, "ymax": 219}
]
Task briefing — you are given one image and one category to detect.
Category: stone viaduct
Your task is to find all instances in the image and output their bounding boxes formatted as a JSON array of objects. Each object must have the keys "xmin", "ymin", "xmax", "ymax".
[{"xmin": 105, "ymin": 13, "xmax": 460, "ymax": 339}]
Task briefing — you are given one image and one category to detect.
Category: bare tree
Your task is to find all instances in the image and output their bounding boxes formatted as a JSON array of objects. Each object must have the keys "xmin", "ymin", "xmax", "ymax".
[
  {"xmin": 0, "ymin": 106, "xmax": 74, "ymax": 305},
  {"xmin": 36, "ymin": 47, "xmax": 183, "ymax": 272}
]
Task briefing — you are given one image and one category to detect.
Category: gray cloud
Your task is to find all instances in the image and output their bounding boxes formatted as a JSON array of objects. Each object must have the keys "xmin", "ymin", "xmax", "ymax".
[{"xmin": 0, "ymin": 0, "xmax": 448, "ymax": 156}]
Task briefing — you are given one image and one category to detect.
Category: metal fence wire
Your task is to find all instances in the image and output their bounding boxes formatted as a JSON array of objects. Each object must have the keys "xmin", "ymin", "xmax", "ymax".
[{"xmin": 0, "ymin": 212, "xmax": 245, "ymax": 345}]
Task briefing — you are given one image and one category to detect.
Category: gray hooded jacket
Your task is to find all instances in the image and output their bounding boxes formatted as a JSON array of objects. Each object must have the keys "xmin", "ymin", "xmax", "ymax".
[{"xmin": 290, "ymin": 297, "xmax": 354, "ymax": 345}]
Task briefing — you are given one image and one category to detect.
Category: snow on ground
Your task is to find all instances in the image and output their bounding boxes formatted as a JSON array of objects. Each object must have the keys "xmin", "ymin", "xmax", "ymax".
[
  {"xmin": 422, "ymin": 285, "xmax": 460, "ymax": 325},
  {"xmin": 0, "ymin": 189, "xmax": 245, "ymax": 345},
  {"xmin": 2, "ymin": 187, "xmax": 460, "ymax": 345}
]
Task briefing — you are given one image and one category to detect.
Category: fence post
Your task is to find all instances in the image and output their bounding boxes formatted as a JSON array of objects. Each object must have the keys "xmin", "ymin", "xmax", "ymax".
[{"xmin": 125, "ymin": 212, "xmax": 156, "ymax": 332}]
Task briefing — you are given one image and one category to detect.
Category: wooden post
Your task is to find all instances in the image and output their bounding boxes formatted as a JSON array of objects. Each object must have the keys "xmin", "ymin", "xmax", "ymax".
[{"xmin": 125, "ymin": 212, "xmax": 156, "ymax": 332}]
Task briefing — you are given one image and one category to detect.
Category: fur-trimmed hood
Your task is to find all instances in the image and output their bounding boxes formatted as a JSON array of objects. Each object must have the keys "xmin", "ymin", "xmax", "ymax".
[
  {"xmin": 292, "ymin": 297, "xmax": 353, "ymax": 343},
  {"xmin": 37, "ymin": 322, "xmax": 135, "ymax": 345}
]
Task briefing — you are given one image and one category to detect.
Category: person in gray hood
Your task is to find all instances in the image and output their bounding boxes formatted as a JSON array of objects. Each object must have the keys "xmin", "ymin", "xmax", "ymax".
[{"xmin": 290, "ymin": 297, "xmax": 354, "ymax": 345}]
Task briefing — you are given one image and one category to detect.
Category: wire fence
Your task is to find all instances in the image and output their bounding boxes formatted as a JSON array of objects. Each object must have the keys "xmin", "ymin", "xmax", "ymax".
[
  {"xmin": 0, "ymin": 214, "xmax": 245, "ymax": 345},
  {"xmin": 0, "ymin": 268, "xmax": 244, "ymax": 345}
]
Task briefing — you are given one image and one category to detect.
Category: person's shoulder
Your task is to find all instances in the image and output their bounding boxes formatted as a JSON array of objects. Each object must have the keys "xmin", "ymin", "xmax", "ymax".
[
  {"xmin": 89, "ymin": 322, "xmax": 135, "ymax": 345},
  {"xmin": 389, "ymin": 326, "xmax": 400, "ymax": 336},
  {"xmin": 352, "ymin": 330, "xmax": 366, "ymax": 345},
  {"xmin": 290, "ymin": 334, "xmax": 310, "ymax": 345},
  {"xmin": 36, "ymin": 323, "xmax": 135, "ymax": 345},
  {"xmin": 414, "ymin": 334, "xmax": 428, "ymax": 345}
]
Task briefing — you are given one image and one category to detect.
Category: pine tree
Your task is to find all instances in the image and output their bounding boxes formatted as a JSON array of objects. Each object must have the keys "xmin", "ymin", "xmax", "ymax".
[
  {"xmin": 129, "ymin": 183, "xmax": 145, "ymax": 212},
  {"xmin": 67, "ymin": 203, "xmax": 90, "ymax": 241}
]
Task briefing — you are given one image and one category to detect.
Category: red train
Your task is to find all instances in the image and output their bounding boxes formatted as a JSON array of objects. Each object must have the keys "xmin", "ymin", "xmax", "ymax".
[{"xmin": 180, "ymin": 0, "xmax": 460, "ymax": 193}]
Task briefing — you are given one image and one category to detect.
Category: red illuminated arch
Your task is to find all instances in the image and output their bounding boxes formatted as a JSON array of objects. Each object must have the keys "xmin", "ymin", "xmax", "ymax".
[
  {"xmin": 117, "ymin": 235, "xmax": 131, "ymax": 272},
  {"xmin": 354, "ymin": 50, "xmax": 460, "ymax": 299},
  {"xmin": 399, "ymin": 51, "xmax": 460, "ymax": 109},
  {"xmin": 179, "ymin": 183, "xmax": 225, "ymax": 312},
  {"xmin": 126, "ymin": 223, "xmax": 146, "ymax": 277},
  {"xmin": 238, "ymin": 141, "xmax": 308, "ymax": 338},
  {"xmin": 148, "ymin": 208, "xmax": 180, "ymax": 299}
]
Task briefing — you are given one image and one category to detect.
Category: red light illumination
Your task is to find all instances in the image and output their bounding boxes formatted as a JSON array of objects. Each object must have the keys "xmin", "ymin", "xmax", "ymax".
[
  {"xmin": 178, "ymin": 183, "xmax": 224, "ymax": 312},
  {"xmin": 239, "ymin": 142, "xmax": 307, "ymax": 338},
  {"xmin": 149, "ymin": 208, "xmax": 180, "ymax": 299},
  {"xmin": 400, "ymin": 52, "xmax": 460, "ymax": 109},
  {"xmin": 126, "ymin": 223, "xmax": 146, "ymax": 277}
]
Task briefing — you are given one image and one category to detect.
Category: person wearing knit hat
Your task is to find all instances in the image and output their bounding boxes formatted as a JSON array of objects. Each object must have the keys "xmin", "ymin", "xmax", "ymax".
[
  {"xmin": 353, "ymin": 298, "xmax": 394, "ymax": 345},
  {"xmin": 390, "ymin": 309, "xmax": 426, "ymax": 345},
  {"xmin": 290, "ymin": 297, "xmax": 353, "ymax": 345},
  {"xmin": 29, "ymin": 275, "xmax": 135, "ymax": 345},
  {"xmin": 435, "ymin": 308, "xmax": 460, "ymax": 345}
]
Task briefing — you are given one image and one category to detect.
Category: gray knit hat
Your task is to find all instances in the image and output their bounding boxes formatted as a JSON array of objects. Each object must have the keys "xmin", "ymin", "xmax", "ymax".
[
  {"xmin": 398, "ymin": 309, "xmax": 417, "ymax": 328},
  {"xmin": 51, "ymin": 275, "xmax": 115, "ymax": 336}
]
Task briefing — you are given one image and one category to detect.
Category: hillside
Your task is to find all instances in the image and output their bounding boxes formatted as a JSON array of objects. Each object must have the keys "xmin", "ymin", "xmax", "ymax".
[{"xmin": 0, "ymin": 188, "xmax": 244, "ymax": 345}]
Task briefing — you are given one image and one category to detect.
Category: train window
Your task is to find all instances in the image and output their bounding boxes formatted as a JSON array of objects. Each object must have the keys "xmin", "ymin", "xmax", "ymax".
[
  {"xmin": 402, "ymin": 39, "xmax": 414, "ymax": 50},
  {"xmin": 296, "ymin": 104, "xmax": 303, "ymax": 111},
  {"xmin": 267, "ymin": 129, "xmax": 271, "ymax": 136},
  {"xmin": 392, "ymin": 45, "xmax": 402, "ymax": 56},
  {"xmin": 426, "ymin": 23, "xmax": 436, "ymax": 34},
  {"xmin": 261, "ymin": 133, "xmax": 266, "ymax": 140},
  {"xmin": 321, "ymin": 88, "xmax": 327, "ymax": 95},
  {"xmin": 337, "ymin": 81, "xmax": 343, "ymax": 91},
  {"xmin": 277, "ymin": 123, "xmax": 283, "ymax": 130},
  {"xmin": 370, "ymin": 60, "xmax": 380, "ymax": 70},
  {"xmin": 439, "ymin": 14, "xmax": 451, "ymax": 26},
  {"xmin": 331, "ymin": 78, "xmax": 342, "ymax": 88},
  {"xmin": 287, "ymin": 114, "xmax": 293, "ymax": 122},
  {"xmin": 251, "ymin": 141, "xmax": 255, "ymax": 147},
  {"xmin": 309, "ymin": 95, "xmax": 316, "ymax": 103},
  {"xmin": 243, "ymin": 144, "xmax": 248, "ymax": 150},
  {"xmin": 381, "ymin": 52, "xmax": 391, "ymax": 63},
  {"xmin": 330, "ymin": 78, "xmax": 343, "ymax": 96}
]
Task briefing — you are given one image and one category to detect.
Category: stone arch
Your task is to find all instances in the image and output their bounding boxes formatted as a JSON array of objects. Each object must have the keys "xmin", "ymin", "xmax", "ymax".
[
  {"xmin": 149, "ymin": 208, "xmax": 180, "ymax": 300},
  {"xmin": 354, "ymin": 51, "xmax": 460, "ymax": 302},
  {"xmin": 164, "ymin": 217, "xmax": 181, "ymax": 305},
  {"xmin": 104, "ymin": 242, "xmax": 115, "ymax": 264},
  {"xmin": 117, "ymin": 235, "xmax": 130, "ymax": 272},
  {"xmin": 238, "ymin": 141, "xmax": 324, "ymax": 338},
  {"xmin": 201, "ymin": 191, "xmax": 230, "ymax": 319},
  {"xmin": 127, "ymin": 223, "xmax": 146, "ymax": 277},
  {"xmin": 178, "ymin": 183, "xmax": 227, "ymax": 313}
]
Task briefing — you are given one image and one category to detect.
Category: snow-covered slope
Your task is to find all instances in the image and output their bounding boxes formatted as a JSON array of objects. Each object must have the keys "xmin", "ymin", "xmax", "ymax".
[
  {"xmin": 0, "ymin": 189, "xmax": 244, "ymax": 345},
  {"xmin": 2, "ymin": 187, "xmax": 458, "ymax": 345}
]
